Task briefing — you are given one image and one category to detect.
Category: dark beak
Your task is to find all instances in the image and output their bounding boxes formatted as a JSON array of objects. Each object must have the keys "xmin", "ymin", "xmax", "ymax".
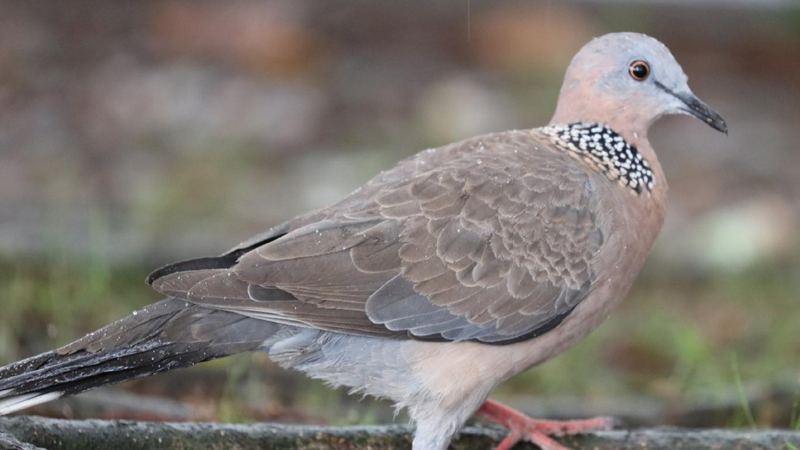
[
  {"xmin": 676, "ymin": 92, "xmax": 728, "ymax": 134},
  {"xmin": 656, "ymin": 82, "xmax": 728, "ymax": 134}
]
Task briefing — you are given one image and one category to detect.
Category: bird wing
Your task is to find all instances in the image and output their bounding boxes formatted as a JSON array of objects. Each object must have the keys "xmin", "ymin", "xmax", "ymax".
[{"xmin": 150, "ymin": 131, "xmax": 606, "ymax": 345}]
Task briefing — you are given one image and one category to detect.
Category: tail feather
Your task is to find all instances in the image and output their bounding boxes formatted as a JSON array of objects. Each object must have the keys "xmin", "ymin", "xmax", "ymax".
[
  {"xmin": 0, "ymin": 392, "xmax": 63, "ymax": 415},
  {"xmin": 0, "ymin": 298, "xmax": 281, "ymax": 415}
]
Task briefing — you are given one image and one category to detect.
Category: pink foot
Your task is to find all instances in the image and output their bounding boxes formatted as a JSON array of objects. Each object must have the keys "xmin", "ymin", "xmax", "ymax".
[{"xmin": 476, "ymin": 399, "xmax": 618, "ymax": 450}]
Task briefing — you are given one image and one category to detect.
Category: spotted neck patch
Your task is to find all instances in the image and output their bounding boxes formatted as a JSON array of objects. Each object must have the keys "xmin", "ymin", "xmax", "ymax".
[{"xmin": 541, "ymin": 122, "xmax": 655, "ymax": 194}]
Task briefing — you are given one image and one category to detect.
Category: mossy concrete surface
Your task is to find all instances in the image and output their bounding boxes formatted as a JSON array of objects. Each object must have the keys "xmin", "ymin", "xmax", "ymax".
[{"xmin": 2, "ymin": 416, "xmax": 800, "ymax": 450}]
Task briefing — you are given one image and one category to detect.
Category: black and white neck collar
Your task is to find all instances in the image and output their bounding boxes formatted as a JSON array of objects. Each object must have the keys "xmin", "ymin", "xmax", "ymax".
[{"xmin": 542, "ymin": 122, "xmax": 655, "ymax": 195}]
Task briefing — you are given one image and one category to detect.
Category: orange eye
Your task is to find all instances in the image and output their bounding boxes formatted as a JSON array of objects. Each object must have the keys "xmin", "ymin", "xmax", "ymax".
[{"xmin": 629, "ymin": 61, "xmax": 650, "ymax": 81}]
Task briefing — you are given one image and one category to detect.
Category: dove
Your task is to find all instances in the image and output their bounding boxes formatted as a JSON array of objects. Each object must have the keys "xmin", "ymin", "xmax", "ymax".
[{"xmin": 0, "ymin": 32, "xmax": 726, "ymax": 450}]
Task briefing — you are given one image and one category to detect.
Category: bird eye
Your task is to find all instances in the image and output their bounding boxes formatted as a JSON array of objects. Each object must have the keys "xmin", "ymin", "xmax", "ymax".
[{"xmin": 629, "ymin": 61, "xmax": 650, "ymax": 81}]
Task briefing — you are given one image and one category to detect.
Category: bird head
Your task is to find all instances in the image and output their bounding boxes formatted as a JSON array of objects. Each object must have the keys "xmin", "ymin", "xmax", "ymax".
[{"xmin": 551, "ymin": 32, "xmax": 727, "ymax": 136}]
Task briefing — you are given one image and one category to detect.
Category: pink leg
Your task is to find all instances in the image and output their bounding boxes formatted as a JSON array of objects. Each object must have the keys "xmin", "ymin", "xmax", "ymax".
[{"xmin": 476, "ymin": 399, "xmax": 618, "ymax": 450}]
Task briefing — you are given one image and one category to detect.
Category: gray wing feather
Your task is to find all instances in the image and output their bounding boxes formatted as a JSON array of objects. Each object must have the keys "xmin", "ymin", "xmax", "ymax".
[{"xmin": 150, "ymin": 131, "xmax": 606, "ymax": 345}]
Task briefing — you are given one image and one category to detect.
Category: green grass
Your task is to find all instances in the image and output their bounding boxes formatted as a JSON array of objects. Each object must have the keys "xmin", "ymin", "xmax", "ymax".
[
  {"xmin": 792, "ymin": 383, "xmax": 800, "ymax": 430},
  {"xmin": 731, "ymin": 352, "xmax": 757, "ymax": 430}
]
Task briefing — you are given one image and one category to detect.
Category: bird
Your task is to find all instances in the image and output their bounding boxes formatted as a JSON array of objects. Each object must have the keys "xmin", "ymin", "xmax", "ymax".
[{"xmin": 0, "ymin": 32, "xmax": 726, "ymax": 450}]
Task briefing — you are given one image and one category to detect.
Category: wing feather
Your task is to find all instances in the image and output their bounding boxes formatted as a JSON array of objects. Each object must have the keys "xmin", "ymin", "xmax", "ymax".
[{"xmin": 150, "ymin": 131, "xmax": 607, "ymax": 345}]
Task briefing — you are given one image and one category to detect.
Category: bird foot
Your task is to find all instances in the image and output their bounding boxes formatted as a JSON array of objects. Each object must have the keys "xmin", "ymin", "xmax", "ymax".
[{"xmin": 476, "ymin": 399, "xmax": 619, "ymax": 450}]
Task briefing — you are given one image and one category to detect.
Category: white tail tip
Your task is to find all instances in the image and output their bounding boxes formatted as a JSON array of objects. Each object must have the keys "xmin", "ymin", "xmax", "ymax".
[{"xmin": 0, "ymin": 391, "xmax": 62, "ymax": 416}]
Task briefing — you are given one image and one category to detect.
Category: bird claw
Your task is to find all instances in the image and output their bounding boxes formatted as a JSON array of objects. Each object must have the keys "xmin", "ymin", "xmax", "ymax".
[
  {"xmin": 477, "ymin": 399, "xmax": 620, "ymax": 450},
  {"xmin": 494, "ymin": 428, "xmax": 571, "ymax": 450}
]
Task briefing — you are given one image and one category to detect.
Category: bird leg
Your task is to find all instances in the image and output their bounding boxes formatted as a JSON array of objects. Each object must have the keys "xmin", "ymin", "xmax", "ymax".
[{"xmin": 475, "ymin": 399, "xmax": 617, "ymax": 450}]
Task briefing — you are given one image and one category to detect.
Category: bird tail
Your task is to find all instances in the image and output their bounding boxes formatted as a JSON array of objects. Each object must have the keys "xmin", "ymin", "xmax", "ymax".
[{"xmin": 0, "ymin": 298, "xmax": 280, "ymax": 415}]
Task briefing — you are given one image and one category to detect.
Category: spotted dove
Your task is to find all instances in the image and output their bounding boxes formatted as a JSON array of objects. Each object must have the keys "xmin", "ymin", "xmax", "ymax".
[{"xmin": 0, "ymin": 33, "xmax": 727, "ymax": 450}]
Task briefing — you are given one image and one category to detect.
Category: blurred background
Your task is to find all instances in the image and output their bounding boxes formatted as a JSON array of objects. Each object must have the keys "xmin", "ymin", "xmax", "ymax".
[{"xmin": 0, "ymin": 0, "xmax": 798, "ymax": 431}]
